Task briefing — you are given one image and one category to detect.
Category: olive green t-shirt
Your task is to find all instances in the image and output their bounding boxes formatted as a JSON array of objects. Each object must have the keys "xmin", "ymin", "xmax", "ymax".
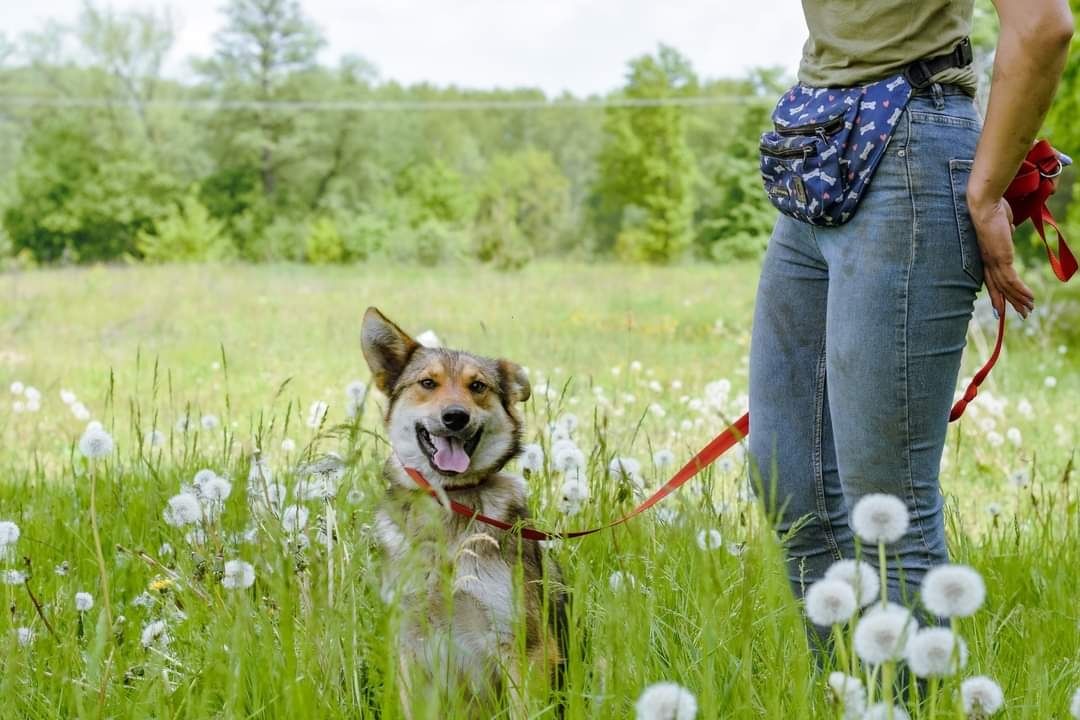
[{"xmin": 799, "ymin": 0, "xmax": 977, "ymax": 94}]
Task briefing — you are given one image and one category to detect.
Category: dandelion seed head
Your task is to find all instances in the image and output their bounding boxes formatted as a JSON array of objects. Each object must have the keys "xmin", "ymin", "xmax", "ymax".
[
  {"xmin": 804, "ymin": 579, "xmax": 858, "ymax": 627},
  {"xmin": 71, "ymin": 402, "xmax": 91, "ymax": 421},
  {"xmin": 825, "ymin": 559, "xmax": 881, "ymax": 608},
  {"xmin": 634, "ymin": 682, "xmax": 697, "ymax": 720},
  {"xmin": 200, "ymin": 414, "xmax": 220, "ymax": 430},
  {"xmin": 1044, "ymin": 375, "xmax": 1058, "ymax": 388},
  {"xmin": 132, "ymin": 592, "xmax": 156, "ymax": 609},
  {"xmin": 960, "ymin": 676, "xmax": 1004, "ymax": 717},
  {"xmin": 305, "ymin": 400, "xmax": 329, "ymax": 428},
  {"xmin": 1005, "ymin": 427, "xmax": 1022, "ymax": 447},
  {"xmin": 10, "ymin": 381, "xmax": 24, "ymax": 395},
  {"xmin": 862, "ymin": 703, "xmax": 910, "ymax": 720},
  {"xmin": 140, "ymin": 620, "xmax": 169, "ymax": 648},
  {"xmin": 60, "ymin": 389, "xmax": 77, "ymax": 405},
  {"xmin": 282, "ymin": 505, "xmax": 309, "ymax": 533},
  {"xmin": 163, "ymin": 493, "xmax": 202, "ymax": 527},
  {"xmin": 200, "ymin": 475, "xmax": 232, "ymax": 503},
  {"xmin": 1070, "ymin": 687, "xmax": 1080, "ymax": 720},
  {"xmin": 850, "ymin": 493, "xmax": 910, "ymax": 544},
  {"xmin": 1007, "ymin": 468, "xmax": 1030, "ymax": 488},
  {"xmin": 519, "ymin": 443, "xmax": 544, "ymax": 473},
  {"xmin": 558, "ymin": 478, "xmax": 589, "ymax": 516},
  {"xmin": 0, "ymin": 520, "xmax": 20, "ymax": 546},
  {"xmin": 696, "ymin": 528, "xmax": 723, "ymax": 552},
  {"xmin": 16, "ymin": 627, "xmax": 34, "ymax": 647},
  {"xmin": 345, "ymin": 380, "xmax": 367, "ymax": 403},
  {"xmin": 281, "ymin": 437, "xmax": 296, "ymax": 453},
  {"xmin": 905, "ymin": 627, "xmax": 967, "ymax": 678},
  {"xmin": 145, "ymin": 429, "xmax": 166, "ymax": 448},
  {"xmin": 986, "ymin": 431, "xmax": 1004, "ymax": 447},
  {"xmin": 608, "ymin": 456, "xmax": 642, "ymax": 480},
  {"xmin": 78, "ymin": 424, "xmax": 114, "ymax": 459},
  {"xmin": 653, "ymin": 449, "xmax": 676, "ymax": 469},
  {"xmin": 3, "ymin": 570, "xmax": 26, "ymax": 585},
  {"xmin": 75, "ymin": 592, "xmax": 94, "ymax": 612},
  {"xmin": 921, "ymin": 564, "xmax": 986, "ymax": 618},
  {"xmin": 609, "ymin": 570, "xmax": 637, "ymax": 592},
  {"xmin": 222, "ymin": 559, "xmax": 255, "ymax": 590},
  {"xmin": 826, "ymin": 673, "xmax": 866, "ymax": 720},
  {"xmin": 853, "ymin": 602, "xmax": 918, "ymax": 665}
]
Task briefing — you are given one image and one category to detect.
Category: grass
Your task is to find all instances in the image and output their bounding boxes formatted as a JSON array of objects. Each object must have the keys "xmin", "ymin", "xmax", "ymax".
[{"xmin": 0, "ymin": 261, "xmax": 1078, "ymax": 719}]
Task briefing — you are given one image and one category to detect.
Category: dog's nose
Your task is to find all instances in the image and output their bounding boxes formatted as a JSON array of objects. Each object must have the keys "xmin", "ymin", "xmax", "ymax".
[{"xmin": 441, "ymin": 406, "xmax": 470, "ymax": 432}]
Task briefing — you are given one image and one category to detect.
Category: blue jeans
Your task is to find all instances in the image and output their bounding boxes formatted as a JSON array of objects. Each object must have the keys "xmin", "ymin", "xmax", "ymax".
[{"xmin": 748, "ymin": 85, "xmax": 984, "ymax": 605}]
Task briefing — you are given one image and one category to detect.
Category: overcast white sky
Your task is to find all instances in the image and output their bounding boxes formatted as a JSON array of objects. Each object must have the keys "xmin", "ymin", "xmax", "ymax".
[{"xmin": 4, "ymin": 1, "xmax": 809, "ymax": 95}]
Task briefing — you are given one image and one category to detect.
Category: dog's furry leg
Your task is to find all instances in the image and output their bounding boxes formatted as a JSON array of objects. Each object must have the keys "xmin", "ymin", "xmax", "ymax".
[{"xmin": 397, "ymin": 653, "xmax": 415, "ymax": 720}]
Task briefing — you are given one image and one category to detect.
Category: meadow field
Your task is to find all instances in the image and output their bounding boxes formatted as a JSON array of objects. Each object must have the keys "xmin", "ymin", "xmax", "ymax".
[{"xmin": 1, "ymin": 262, "xmax": 1079, "ymax": 719}]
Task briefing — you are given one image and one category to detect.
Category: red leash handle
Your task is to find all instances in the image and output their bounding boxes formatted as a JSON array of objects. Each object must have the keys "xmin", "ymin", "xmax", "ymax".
[{"xmin": 403, "ymin": 413, "xmax": 749, "ymax": 542}]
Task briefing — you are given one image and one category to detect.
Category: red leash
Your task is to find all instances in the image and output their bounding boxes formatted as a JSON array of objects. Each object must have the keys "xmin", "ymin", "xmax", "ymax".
[{"xmin": 406, "ymin": 141, "xmax": 1073, "ymax": 539}]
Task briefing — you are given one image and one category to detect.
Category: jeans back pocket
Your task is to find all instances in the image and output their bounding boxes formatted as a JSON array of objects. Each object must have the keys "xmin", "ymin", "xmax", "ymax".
[{"xmin": 948, "ymin": 159, "xmax": 984, "ymax": 285}]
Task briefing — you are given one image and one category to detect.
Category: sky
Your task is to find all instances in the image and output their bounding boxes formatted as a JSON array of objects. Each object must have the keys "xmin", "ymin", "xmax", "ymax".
[{"xmin": 3, "ymin": 1, "xmax": 810, "ymax": 96}]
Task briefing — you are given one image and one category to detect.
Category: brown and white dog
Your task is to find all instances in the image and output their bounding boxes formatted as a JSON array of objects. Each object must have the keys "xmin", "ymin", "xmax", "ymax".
[{"xmin": 360, "ymin": 307, "xmax": 567, "ymax": 717}]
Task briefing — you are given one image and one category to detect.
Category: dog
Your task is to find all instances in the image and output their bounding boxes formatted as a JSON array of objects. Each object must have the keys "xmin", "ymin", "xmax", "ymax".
[{"xmin": 360, "ymin": 307, "xmax": 567, "ymax": 717}]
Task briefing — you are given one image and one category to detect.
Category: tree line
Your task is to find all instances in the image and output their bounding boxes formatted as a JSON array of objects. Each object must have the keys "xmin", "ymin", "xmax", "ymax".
[{"xmin": 0, "ymin": 0, "xmax": 1076, "ymax": 269}]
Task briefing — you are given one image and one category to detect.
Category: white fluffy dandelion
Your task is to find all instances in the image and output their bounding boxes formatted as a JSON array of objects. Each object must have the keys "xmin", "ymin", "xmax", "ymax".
[
  {"xmin": 635, "ymin": 682, "xmax": 697, "ymax": 720},
  {"xmin": 826, "ymin": 672, "xmax": 866, "ymax": 720},
  {"xmin": 140, "ymin": 620, "xmax": 169, "ymax": 648},
  {"xmin": 71, "ymin": 402, "xmax": 91, "ymax": 421},
  {"xmin": 862, "ymin": 703, "xmax": 910, "ymax": 720},
  {"xmin": 1069, "ymin": 686, "xmax": 1080, "ymax": 720},
  {"xmin": 850, "ymin": 494, "xmax": 909, "ymax": 545},
  {"xmin": 519, "ymin": 443, "xmax": 544, "ymax": 473},
  {"xmin": 1044, "ymin": 375, "xmax": 1057, "ymax": 388},
  {"xmin": 163, "ymin": 493, "xmax": 202, "ymax": 527},
  {"xmin": 78, "ymin": 423, "xmax": 114, "ymax": 459},
  {"xmin": 0, "ymin": 520, "xmax": 20, "ymax": 546},
  {"xmin": 145, "ymin": 429, "xmax": 166, "ymax": 448},
  {"xmin": 3, "ymin": 569, "xmax": 27, "ymax": 585},
  {"xmin": 306, "ymin": 400, "xmax": 329, "ymax": 428},
  {"xmin": 804, "ymin": 578, "xmax": 858, "ymax": 627},
  {"xmin": 416, "ymin": 330, "xmax": 441, "ymax": 348},
  {"xmin": 199, "ymin": 475, "xmax": 232, "ymax": 503},
  {"xmin": 200, "ymin": 414, "xmax": 220, "ymax": 430},
  {"xmin": 921, "ymin": 564, "xmax": 986, "ymax": 618},
  {"xmin": 222, "ymin": 560, "xmax": 255, "ymax": 590},
  {"xmin": 10, "ymin": 381, "xmax": 24, "ymax": 395},
  {"xmin": 552, "ymin": 441, "xmax": 586, "ymax": 473},
  {"xmin": 75, "ymin": 592, "xmax": 94, "ymax": 612},
  {"xmin": 558, "ymin": 478, "xmax": 589, "ymax": 516},
  {"xmin": 960, "ymin": 676, "xmax": 1004, "ymax": 717},
  {"xmin": 1005, "ymin": 427, "xmax": 1022, "ymax": 447},
  {"xmin": 281, "ymin": 437, "xmax": 296, "ymax": 453},
  {"xmin": 16, "ymin": 627, "xmax": 34, "ymax": 647},
  {"xmin": 60, "ymin": 389, "xmax": 77, "ymax": 405},
  {"xmin": 825, "ymin": 559, "xmax": 881, "ymax": 608},
  {"xmin": 609, "ymin": 570, "xmax": 637, "ymax": 592},
  {"xmin": 853, "ymin": 602, "xmax": 918, "ymax": 665},
  {"xmin": 905, "ymin": 627, "xmax": 968, "ymax": 678},
  {"xmin": 653, "ymin": 449, "xmax": 676, "ymax": 469},
  {"xmin": 696, "ymin": 528, "xmax": 723, "ymax": 552},
  {"xmin": 608, "ymin": 457, "xmax": 642, "ymax": 480},
  {"xmin": 282, "ymin": 505, "xmax": 309, "ymax": 533}
]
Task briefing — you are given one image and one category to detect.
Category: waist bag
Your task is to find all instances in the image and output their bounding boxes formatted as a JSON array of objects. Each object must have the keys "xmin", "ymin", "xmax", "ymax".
[{"xmin": 760, "ymin": 38, "xmax": 974, "ymax": 226}]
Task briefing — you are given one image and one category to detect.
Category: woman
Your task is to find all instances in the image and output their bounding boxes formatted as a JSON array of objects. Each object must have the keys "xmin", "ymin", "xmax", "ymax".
[{"xmin": 748, "ymin": 0, "xmax": 1074, "ymax": 608}]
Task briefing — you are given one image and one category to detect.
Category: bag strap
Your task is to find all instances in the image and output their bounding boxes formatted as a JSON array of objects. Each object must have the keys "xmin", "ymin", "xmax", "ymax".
[
  {"xmin": 948, "ymin": 139, "xmax": 1074, "ymax": 420},
  {"xmin": 904, "ymin": 37, "xmax": 974, "ymax": 89}
]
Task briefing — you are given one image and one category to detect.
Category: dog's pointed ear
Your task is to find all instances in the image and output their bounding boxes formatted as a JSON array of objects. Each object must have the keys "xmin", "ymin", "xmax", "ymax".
[
  {"xmin": 498, "ymin": 360, "xmax": 531, "ymax": 404},
  {"xmin": 362, "ymin": 307, "xmax": 420, "ymax": 394}
]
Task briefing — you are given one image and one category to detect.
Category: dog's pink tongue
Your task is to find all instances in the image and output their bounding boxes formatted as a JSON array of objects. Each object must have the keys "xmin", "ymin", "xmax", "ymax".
[{"xmin": 431, "ymin": 435, "xmax": 470, "ymax": 473}]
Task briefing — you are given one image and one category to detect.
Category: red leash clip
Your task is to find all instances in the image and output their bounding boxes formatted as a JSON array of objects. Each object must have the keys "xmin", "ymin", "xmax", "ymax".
[{"xmin": 948, "ymin": 139, "xmax": 1075, "ymax": 421}]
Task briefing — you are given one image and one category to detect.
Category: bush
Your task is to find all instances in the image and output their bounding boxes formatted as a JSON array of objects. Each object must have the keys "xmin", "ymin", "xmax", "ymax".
[
  {"xmin": 304, "ymin": 217, "xmax": 345, "ymax": 264},
  {"xmin": 386, "ymin": 219, "xmax": 463, "ymax": 266},
  {"xmin": 339, "ymin": 213, "xmax": 391, "ymax": 261},
  {"xmin": 472, "ymin": 200, "xmax": 532, "ymax": 271},
  {"xmin": 137, "ymin": 193, "xmax": 234, "ymax": 263}
]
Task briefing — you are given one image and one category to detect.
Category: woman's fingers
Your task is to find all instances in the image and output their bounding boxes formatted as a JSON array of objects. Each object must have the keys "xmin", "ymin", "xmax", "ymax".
[{"xmin": 987, "ymin": 264, "xmax": 1033, "ymax": 318}]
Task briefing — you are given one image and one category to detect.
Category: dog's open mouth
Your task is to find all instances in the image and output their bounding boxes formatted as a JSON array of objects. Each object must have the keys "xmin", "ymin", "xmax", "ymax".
[{"xmin": 416, "ymin": 424, "xmax": 483, "ymax": 475}]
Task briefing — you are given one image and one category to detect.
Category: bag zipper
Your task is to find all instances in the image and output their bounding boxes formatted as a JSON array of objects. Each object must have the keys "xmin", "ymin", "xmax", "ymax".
[
  {"xmin": 776, "ymin": 114, "xmax": 844, "ymax": 138},
  {"xmin": 760, "ymin": 142, "xmax": 813, "ymax": 159}
]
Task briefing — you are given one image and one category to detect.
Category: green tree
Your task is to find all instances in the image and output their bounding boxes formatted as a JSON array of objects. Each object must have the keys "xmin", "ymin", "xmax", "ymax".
[
  {"xmin": 475, "ymin": 149, "xmax": 571, "ymax": 256},
  {"xmin": 591, "ymin": 45, "xmax": 698, "ymax": 263}
]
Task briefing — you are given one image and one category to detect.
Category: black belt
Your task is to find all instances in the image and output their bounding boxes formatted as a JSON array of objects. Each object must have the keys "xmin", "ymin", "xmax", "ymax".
[{"xmin": 904, "ymin": 37, "xmax": 974, "ymax": 89}]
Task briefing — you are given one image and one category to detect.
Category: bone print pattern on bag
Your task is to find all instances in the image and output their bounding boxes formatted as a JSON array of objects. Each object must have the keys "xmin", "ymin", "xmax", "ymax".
[{"xmin": 759, "ymin": 74, "xmax": 913, "ymax": 226}]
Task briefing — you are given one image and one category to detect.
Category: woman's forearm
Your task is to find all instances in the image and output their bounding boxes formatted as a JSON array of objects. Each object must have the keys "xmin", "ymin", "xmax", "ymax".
[{"xmin": 968, "ymin": 0, "xmax": 1073, "ymax": 208}]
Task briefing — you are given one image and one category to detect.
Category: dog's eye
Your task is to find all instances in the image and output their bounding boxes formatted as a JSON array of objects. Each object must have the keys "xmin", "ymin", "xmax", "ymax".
[
  {"xmin": 468, "ymin": 381, "xmax": 487, "ymax": 393},
  {"xmin": 419, "ymin": 378, "xmax": 437, "ymax": 390}
]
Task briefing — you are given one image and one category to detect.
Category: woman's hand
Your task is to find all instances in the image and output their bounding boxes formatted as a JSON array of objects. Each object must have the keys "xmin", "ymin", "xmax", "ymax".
[{"xmin": 967, "ymin": 192, "xmax": 1034, "ymax": 319}]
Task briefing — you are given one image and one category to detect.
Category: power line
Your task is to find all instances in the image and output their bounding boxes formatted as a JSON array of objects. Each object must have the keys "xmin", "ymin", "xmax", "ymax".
[{"xmin": 0, "ymin": 94, "xmax": 773, "ymax": 112}]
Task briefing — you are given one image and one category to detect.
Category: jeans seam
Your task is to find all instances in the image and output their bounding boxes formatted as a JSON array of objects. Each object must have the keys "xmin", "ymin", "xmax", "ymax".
[
  {"xmin": 812, "ymin": 333, "xmax": 842, "ymax": 561},
  {"xmin": 901, "ymin": 113, "xmax": 937, "ymax": 565}
]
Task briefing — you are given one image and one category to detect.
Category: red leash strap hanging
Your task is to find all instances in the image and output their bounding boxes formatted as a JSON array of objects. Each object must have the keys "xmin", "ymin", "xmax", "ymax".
[
  {"xmin": 948, "ymin": 139, "xmax": 1074, "ymax": 421},
  {"xmin": 403, "ymin": 413, "xmax": 749, "ymax": 542}
]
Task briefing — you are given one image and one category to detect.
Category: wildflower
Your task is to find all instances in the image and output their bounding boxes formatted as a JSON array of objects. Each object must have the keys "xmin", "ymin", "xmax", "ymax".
[
  {"xmin": 1017, "ymin": 398, "xmax": 1034, "ymax": 418},
  {"xmin": 558, "ymin": 478, "xmax": 589, "ymax": 516},
  {"xmin": 1070, "ymin": 687, "xmax": 1080, "ymax": 720},
  {"xmin": 608, "ymin": 457, "xmax": 642, "ymax": 481},
  {"xmin": 71, "ymin": 402, "xmax": 91, "ymax": 421},
  {"xmin": 9, "ymin": 381, "xmax": 24, "ymax": 395},
  {"xmin": 552, "ymin": 441, "xmax": 586, "ymax": 473},
  {"xmin": 850, "ymin": 494, "xmax": 909, "ymax": 544},
  {"xmin": 656, "ymin": 507, "xmax": 680, "ymax": 526},
  {"xmin": 149, "ymin": 577, "xmax": 173, "ymax": 593},
  {"xmin": 826, "ymin": 673, "xmax": 866, "ymax": 720},
  {"xmin": 282, "ymin": 505, "xmax": 309, "ymax": 533},
  {"xmin": 222, "ymin": 560, "xmax": 255, "ymax": 590},
  {"xmin": 78, "ymin": 423, "xmax": 114, "ymax": 459},
  {"xmin": 281, "ymin": 437, "xmax": 296, "ymax": 453},
  {"xmin": 345, "ymin": 380, "xmax": 367, "ymax": 403},
  {"xmin": 140, "ymin": 620, "xmax": 169, "ymax": 648},
  {"xmin": 921, "ymin": 564, "xmax": 986, "ymax": 618},
  {"xmin": 960, "ymin": 676, "xmax": 1004, "ymax": 717},
  {"xmin": 60, "ymin": 389, "xmax": 77, "ymax": 405},
  {"xmin": 862, "ymin": 703, "xmax": 910, "ymax": 720},
  {"xmin": 609, "ymin": 570, "xmax": 637, "ymax": 592},
  {"xmin": 54, "ymin": 561, "xmax": 69, "ymax": 576},
  {"xmin": 12, "ymin": 400, "xmax": 25, "ymax": 413},
  {"xmin": 3, "ymin": 570, "xmax": 26, "ymax": 585},
  {"xmin": 648, "ymin": 380, "xmax": 663, "ymax": 393},
  {"xmin": 16, "ymin": 627, "xmax": 34, "ymax": 647},
  {"xmin": 1005, "ymin": 427, "xmax": 1022, "ymax": 447},
  {"xmin": 906, "ymin": 627, "xmax": 968, "ymax": 678},
  {"xmin": 248, "ymin": 457, "xmax": 273, "ymax": 484},
  {"xmin": 634, "ymin": 682, "xmax": 697, "ymax": 720},
  {"xmin": 1044, "ymin": 375, "xmax": 1057, "ymax": 388},
  {"xmin": 200, "ymin": 414, "xmax": 220, "ymax": 430},
  {"xmin": 630, "ymin": 360, "xmax": 643, "ymax": 373},
  {"xmin": 519, "ymin": 443, "xmax": 544, "ymax": 473},
  {"xmin": 306, "ymin": 401, "xmax": 329, "ymax": 428},
  {"xmin": 804, "ymin": 579, "xmax": 858, "ymax": 627},
  {"xmin": 853, "ymin": 602, "xmax": 918, "ymax": 665},
  {"xmin": 696, "ymin": 528, "xmax": 723, "ymax": 552},
  {"xmin": 986, "ymin": 431, "xmax": 1004, "ymax": 448},
  {"xmin": 145, "ymin": 429, "xmax": 166, "ymax": 448},
  {"xmin": 174, "ymin": 415, "xmax": 191, "ymax": 433},
  {"xmin": 416, "ymin": 330, "xmax": 441, "ymax": 348},
  {"xmin": 73, "ymin": 591, "xmax": 94, "ymax": 612},
  {"xmin": 298, "ymin": 454, "xmax": 345, "ymax": 498},
  {"xmin": 0, "ymin": 520, "xmax": 19, "ymax": 546},
  {"xmin": 648, "ymin": 403, "xmax": 666, "ymax": 418},
  {"xmin": 1007, "ymin": 468, "xmax": 1030, "ymax": 488},
  {"xmin": 132, "ymin": 592, "xmax": 156, "ymax": 608},
  {"xmin": 825, "ymin": 559, "xmax": 880, "ymax": 608},
  {"xmin": 555, "ymin": 413, "xmax": 579, "ymax": 435},
  {"xmin": 653, "ymin": 449, "xmax": 676, "ymax": 469},
  {"xmin": 163, "ymin": 493, "xmax": 202, "ymax": 527},
  {"xmin": 199, "ymin": 475, "xmax": 232, "ymax": 504}
]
